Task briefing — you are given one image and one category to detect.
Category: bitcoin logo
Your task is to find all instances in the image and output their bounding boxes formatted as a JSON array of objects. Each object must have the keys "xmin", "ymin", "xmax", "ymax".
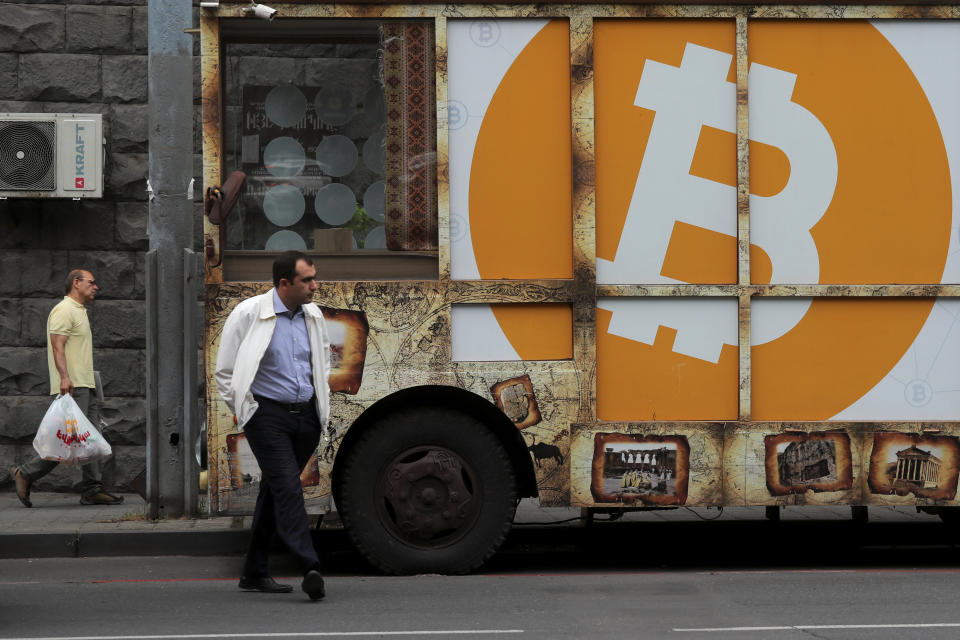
[
  {"xmin": 467, "ymin": 20, "xmax": 951, "ymax": 420},
  {"xmin": 597, "ymin": 42, "xmax": 838, "ymax": 358},
  {"xmin": 447, "ymin": 100, "xmax": 469, "ymax": 131},
  {"xmin": 470, "ymin": 21, "xmax": 501, "ymax": 48},
  {"xmin": 905, "ymin": 379, "xmax": 933, "ymax": 408},
  {"xmin": 449, "ymin": 213, "xmax": 466, "ymax": 242}
]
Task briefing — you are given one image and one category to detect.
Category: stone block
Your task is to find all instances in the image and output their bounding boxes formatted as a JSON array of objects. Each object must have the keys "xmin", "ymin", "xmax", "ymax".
[
  {"xmin": 65, "ymin": 251, "xmax": 138, "ymax": 300},
  {"xmin": 236, "ymin": 56, "xmax": 300, "ymax": 87},
  {"xmin": 89, "ymin": 299, "xmax": 145, "ymax": 349},
  {"xmin": 100, "ymin": 397, "xmax": 145, "ymax": 445},
  {"xmin": 39, "ymin": 102, "xmax": 110, "ymax": 116},
  {"xmin": 100, "ymin": 444, "xmax": 145, "ymax": 491},
  {"xmin": 336, "ymin": 43, "xmax": 381, "ymax": 59},
  {"xmin": 0, "ymin": 347, "xmax": 47, "ymax": 395},
  {"xmin": 18, "ymin": 250, "xmax": 74, "ymax": 298},
  {"xmin": 0, "ymin": 200, "xmax": 44, "ymax": 249},
  {"xmin": 0, "ymin": 394, "xmax": 51, "ymax": 441},
  {"xmin": 19, "ymin": 54, "xmax": 100, "ymax": 102},
  {"xmin": 20, "ymin": 299, "xmax": 58, "ymax": 348},
  {"xmin": 109, "ymin": 103, "xmax": 148, "ymax": 152},
  {"xmin": 133, "ymin": 251, "xmax": 145, "ymax": 299},
  {"xmin": 0, "ymin": 53, "xmax": 17, "ymax": 100},
  {"xmin": 97, "ymin": 348, "xmax": 144, "ymax": 396},
  {"xmin": 102, "ymin": 55, "xmax": 147, "ymax": 103},
  {"xmin": 0, "ymin": 395, "xmax": 145, "ymax": 445},
  {"xmin": 0, "ymin": 446, "xmax": 14, "ymax": 481},
  {"xmin": 114, "ymin": 202, "xmax": 148, "ymax": 251},
  {"xmin": 10, "ymin": 439, "xmax": 144, "ymax": 493},
  {"xmin": 22, "ymin": 455, "xmax": 75, "ymax": 492},
  {"xmin": 0, "ymin": 299, "xmax": 20, "ymax": 346},
  {"xmin": 38, "ymin": 200, "xmax": 117, "ymax": 251},
  {"xmin": 0, "ymin": 100, "xmax": 45, "ymax": 113},
  {"xmin": 303, "ymin": 59, "xmax": 377, "ymax": 100},
  {"xmin": 0, "ymin": 252, "xmax": 23, "ymax": 296},
  {"xmin": 105, "ymin": 153, "xmax": 148, "ymax": 200},
  {"xmin": 231, "ymin": 43, "xmax": 335, "ymax": 58},
  {"xmin": 0, "ymin": 4, "xmax": 64, "ymax": 52},
  {"xmin": 66, "ymin": 6, "xmax": 132, "ymax": 53},
  {"xmin": 131, "ymin": 6, "xmax": 147, "ymax": 54}
]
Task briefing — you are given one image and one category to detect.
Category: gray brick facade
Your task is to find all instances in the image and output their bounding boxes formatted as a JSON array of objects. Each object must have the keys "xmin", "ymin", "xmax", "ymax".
[{"xmin": 0, "ymin": 1, "xmax": 159, "ymax": 493}]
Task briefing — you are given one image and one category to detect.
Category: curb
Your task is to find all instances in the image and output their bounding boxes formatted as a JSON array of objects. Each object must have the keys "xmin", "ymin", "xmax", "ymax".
[{"xmin": 0, "ymin": 529, "xmax": 252, "ymax": 559}]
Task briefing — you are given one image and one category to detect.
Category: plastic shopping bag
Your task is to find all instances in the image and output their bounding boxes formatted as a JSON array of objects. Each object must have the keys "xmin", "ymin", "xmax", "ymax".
[{"xmin": 32, "ymin": 394, "xmax": 112, "ymax": 466}]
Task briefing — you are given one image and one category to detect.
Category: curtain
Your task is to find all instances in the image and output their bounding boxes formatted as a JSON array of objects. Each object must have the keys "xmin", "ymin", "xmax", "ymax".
[{"xmin": 381, "ymin": 22, "xmax": 438, "ymax": 251}]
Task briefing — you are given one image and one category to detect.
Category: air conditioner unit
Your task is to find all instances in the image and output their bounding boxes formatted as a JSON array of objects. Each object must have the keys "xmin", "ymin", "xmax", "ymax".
[{"xmin": 0, "ymin": 113, "xmax": 103, "ymax": 199}]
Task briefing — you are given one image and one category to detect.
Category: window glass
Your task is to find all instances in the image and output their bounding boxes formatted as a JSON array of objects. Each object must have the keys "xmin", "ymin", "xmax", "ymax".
[{"xmin": 221, "ymin": 20, "xmax": 437, "ymax": 262}]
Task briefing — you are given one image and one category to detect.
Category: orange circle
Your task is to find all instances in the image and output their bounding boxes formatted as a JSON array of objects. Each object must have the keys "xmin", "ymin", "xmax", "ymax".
[
  {"xmin": 750, "ymin": 21, "xmax": 950, "ymax": 419},
  {"xmin": 471, "ymin": 20, "xmax": 952, "ymax": 420}
]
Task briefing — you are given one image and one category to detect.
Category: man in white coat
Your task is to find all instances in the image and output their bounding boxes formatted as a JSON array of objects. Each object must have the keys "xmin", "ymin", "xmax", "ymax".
[{"xmin": 215, "ymin": 251, "xmax": 331, "ymax": 600}]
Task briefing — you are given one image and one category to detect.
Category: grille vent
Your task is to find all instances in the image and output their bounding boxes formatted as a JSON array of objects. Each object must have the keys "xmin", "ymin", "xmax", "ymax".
[{"xmin": 0, "ymin": 120, "xmax": 56, "ymax": 191}]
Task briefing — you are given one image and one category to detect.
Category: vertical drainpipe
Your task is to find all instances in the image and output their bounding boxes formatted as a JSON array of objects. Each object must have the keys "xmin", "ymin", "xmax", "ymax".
[{"xmin": 147, "ymin": 0, "xmax": 195, "ymax": 518}]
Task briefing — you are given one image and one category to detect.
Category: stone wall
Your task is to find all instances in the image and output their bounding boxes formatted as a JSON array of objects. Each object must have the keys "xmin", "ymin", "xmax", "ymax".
[{"xmin": 0, "ymin": 1, "xmax": 152, "ymax": 493}]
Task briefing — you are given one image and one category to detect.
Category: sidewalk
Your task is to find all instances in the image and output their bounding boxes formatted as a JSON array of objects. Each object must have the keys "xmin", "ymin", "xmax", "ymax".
[
  {"xmin": 0, "ymin": 490, "xmax": 937, "ymax": 559},
  {"xmin": 0, "ymin": 492, "xmax": 251, "ymax": 558}
]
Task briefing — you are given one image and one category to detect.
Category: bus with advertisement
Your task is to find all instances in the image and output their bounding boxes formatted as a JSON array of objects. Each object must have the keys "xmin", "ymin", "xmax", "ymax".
[{"xmin": 200, "ymin": 1, "xmax": 960, "ymax": 574}]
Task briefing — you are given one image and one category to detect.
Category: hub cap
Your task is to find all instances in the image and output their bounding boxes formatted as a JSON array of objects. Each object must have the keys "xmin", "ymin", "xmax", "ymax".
[{"xmin": 377, "ymin": 446, "xmax": 480, "ymax": 547}]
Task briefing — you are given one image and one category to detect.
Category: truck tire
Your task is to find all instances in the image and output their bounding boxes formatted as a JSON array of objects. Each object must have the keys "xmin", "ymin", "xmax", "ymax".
[{"xmin": 337, "ymin": 406, "xmax": 518, "ymax": 575}]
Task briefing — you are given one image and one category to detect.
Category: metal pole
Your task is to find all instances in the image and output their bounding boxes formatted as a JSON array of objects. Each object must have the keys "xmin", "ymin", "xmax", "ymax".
[
  {"xmin": 144, "ymin": 249, "xmax": 159, "ymax": 520},
  {"xmin": 183, "ymin": 248, "xmax": 200, "ymax": 515},
  {"xmin": 147, "ymin": 0, "xmax": 194, "ymax": 518}
]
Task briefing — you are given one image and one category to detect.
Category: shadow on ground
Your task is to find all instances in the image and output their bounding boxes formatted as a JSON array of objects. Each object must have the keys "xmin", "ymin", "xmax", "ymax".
[{"xmin": 314, "ymin": 514, "xmax": 960, "ymax": 576}]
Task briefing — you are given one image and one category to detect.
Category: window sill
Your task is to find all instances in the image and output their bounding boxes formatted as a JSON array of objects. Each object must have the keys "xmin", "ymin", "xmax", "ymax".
[{"xmin": 222, "ymin": 250, "xmax": 439, "ymax": 282}]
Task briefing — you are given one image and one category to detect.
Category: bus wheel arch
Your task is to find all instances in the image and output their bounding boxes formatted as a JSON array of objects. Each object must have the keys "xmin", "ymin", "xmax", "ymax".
[{"xmin": 332, "ymin": 385, "xmax": 538, "ymax": 505}]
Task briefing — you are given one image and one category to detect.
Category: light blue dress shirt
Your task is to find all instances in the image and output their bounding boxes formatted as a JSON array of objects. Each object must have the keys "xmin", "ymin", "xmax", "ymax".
[{"xmin": 249, "ymin": 289, "xmax": 315, "ymax": 404}]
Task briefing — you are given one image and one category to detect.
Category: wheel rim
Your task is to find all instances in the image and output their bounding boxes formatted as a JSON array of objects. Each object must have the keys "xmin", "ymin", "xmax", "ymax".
[{"xmin": 376, "ymin": 445, "xmax": 481, "ymax": 548}]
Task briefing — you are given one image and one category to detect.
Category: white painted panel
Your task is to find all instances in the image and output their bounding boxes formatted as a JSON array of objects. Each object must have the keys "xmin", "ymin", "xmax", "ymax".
[
  {"xmin": 597, "ymin": 297, "xmax": 738, "ymax": 364},
  {"xmin": 451, "ymin": 304, "xmax": 521, "ymax": 361},
  {"xmin": 835, "ymin": 22, "xmax": 960, "ymax": 419},
  {"xmin": 447, "ymin": 19, "xmax": 549, "ymax": 280},
  {"xmin": 833, "ymin": 299, "xmax": 960, "ymax": 420},
  {"xmin": 871, "ymin": 21, "xmax": 960, "ymax": 285}
]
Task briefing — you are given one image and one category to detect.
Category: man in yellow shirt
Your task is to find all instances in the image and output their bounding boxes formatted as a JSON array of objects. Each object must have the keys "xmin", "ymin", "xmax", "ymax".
[{"xmin": 9, "ymin": 269, "xmax": 123, "ymax": 507}]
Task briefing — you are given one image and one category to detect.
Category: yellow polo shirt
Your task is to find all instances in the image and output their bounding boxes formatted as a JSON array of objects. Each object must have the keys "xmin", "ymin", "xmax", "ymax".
[{"xmin": 47, "ymin": 296, "xmax": 95, "ymax": 393}]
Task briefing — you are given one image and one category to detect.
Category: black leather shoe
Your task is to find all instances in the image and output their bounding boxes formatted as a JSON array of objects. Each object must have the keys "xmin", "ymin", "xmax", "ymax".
[
  {"xmin": 238, "ymin": 576, "xmax": 293, "ymax": 593},
  {"xmin": 301, "ymin": 569, "xmax": 325, "ymax": 600}
]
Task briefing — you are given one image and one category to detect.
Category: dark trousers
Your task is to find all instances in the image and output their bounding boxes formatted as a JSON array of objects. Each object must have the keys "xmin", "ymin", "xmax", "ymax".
[
  {"xmin": 21, "ymin": 387, "xmax": 104, "ymax": 497},
  {"xmin": 241, "ymin": 399, "xmax": 322, "ymax": 579}
]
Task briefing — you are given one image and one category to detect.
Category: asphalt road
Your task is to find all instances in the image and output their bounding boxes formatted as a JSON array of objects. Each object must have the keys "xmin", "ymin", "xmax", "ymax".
[{"xmin": 3, "ymin": 516, "xmax": 960, "ymax": 640}]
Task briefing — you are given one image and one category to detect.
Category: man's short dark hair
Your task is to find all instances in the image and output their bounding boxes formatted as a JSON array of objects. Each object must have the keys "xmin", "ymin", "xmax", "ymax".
[
  {"xmin": 273, "ymin": 251, "xmax": 313, "ymax": 287},
  {"xmin": 64, "ymin": 269, "xmax": 86, "ymax": 295}
]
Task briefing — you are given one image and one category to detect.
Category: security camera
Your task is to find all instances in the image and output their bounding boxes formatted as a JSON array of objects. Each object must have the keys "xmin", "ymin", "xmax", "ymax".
[
  {"xmin": 252, "ymin": 3, "xmax": 277, "ymax": 19},
  {"xmin": 243, "ymin": 2, "xmax": 276, "ymax": 20}
]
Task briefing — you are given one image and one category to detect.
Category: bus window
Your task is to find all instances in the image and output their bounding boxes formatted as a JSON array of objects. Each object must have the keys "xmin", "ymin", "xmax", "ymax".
[{"xmin": 220, "ymin": 20, "xmax": 438, "ymax": 281}]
